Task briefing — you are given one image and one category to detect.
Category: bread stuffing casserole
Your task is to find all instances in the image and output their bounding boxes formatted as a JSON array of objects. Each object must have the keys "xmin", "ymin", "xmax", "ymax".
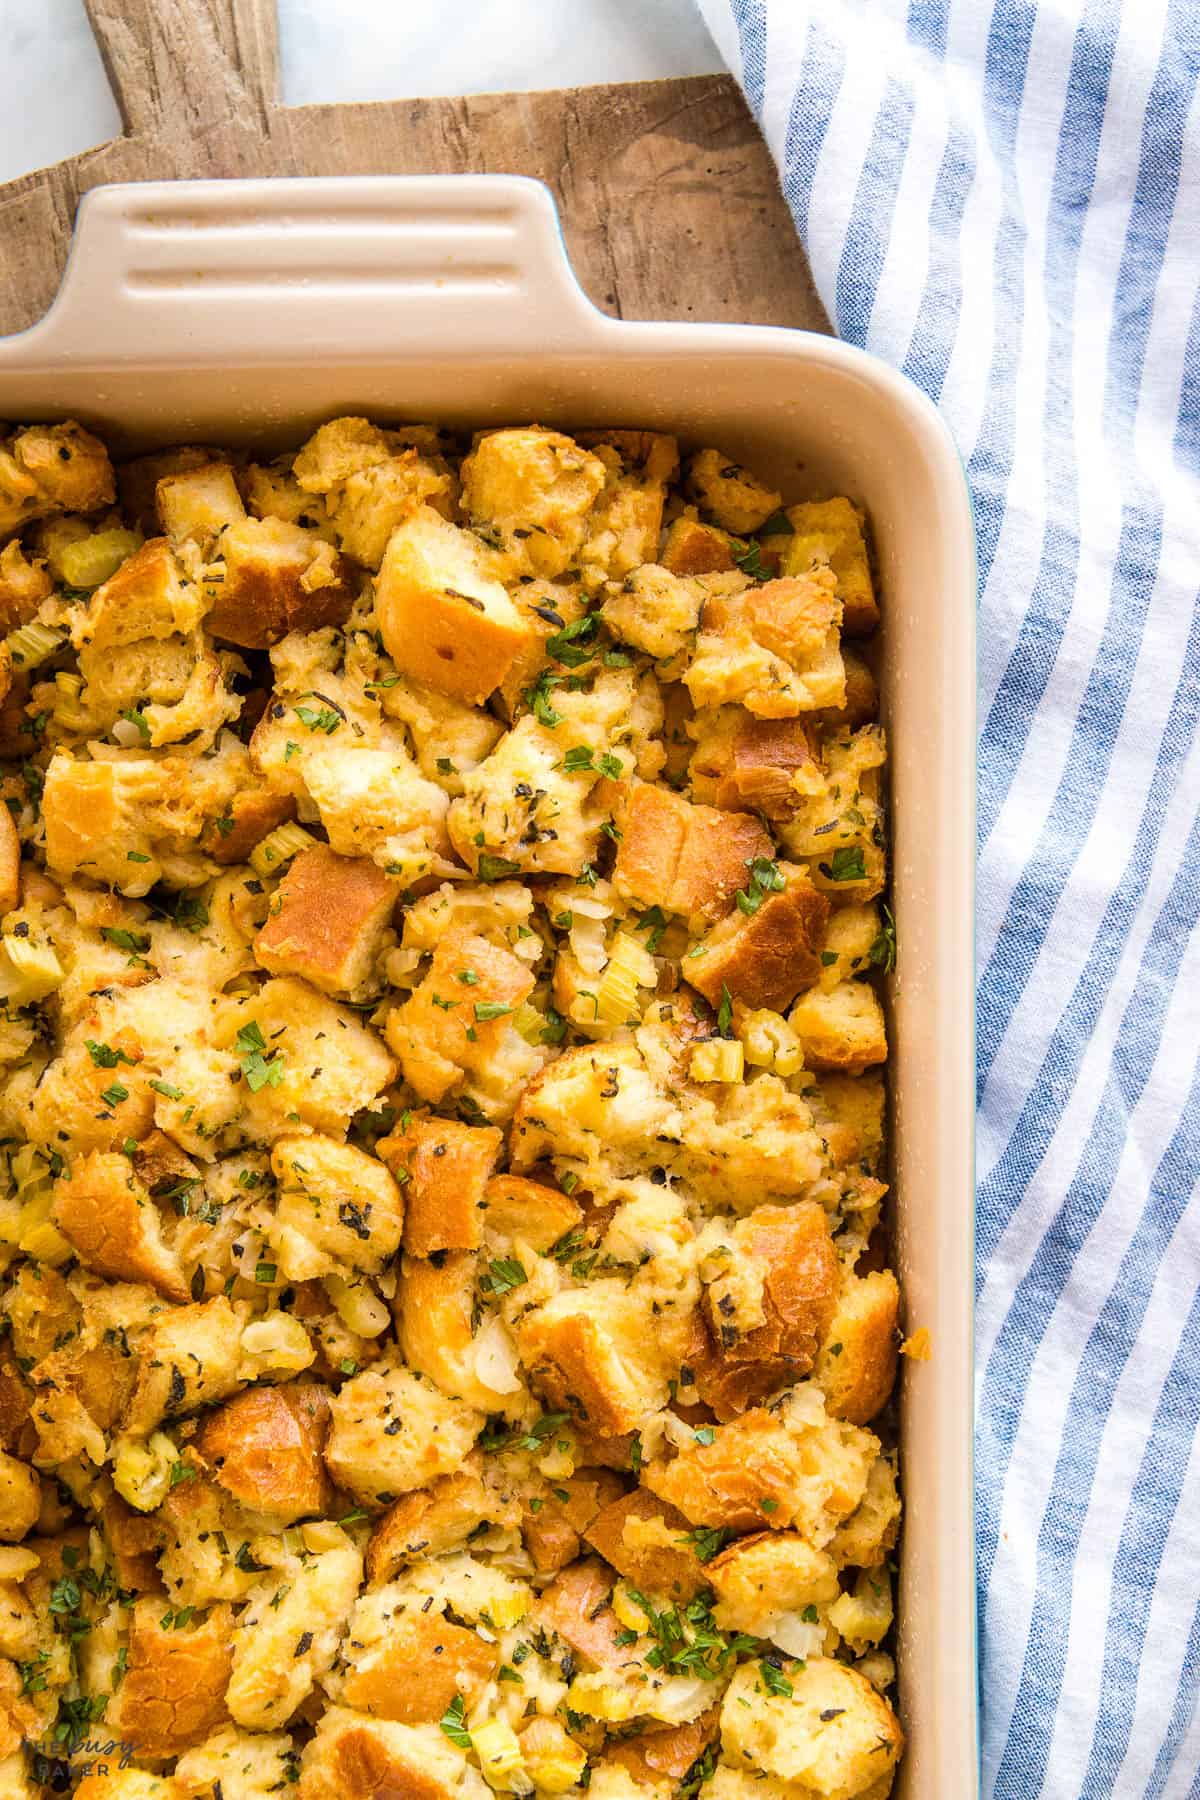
[{"xmin": 0, "ymin": 415, "xmax": 902, "ymax": 1799}]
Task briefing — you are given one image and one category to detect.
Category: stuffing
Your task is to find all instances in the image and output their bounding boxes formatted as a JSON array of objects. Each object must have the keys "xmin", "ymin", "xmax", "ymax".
[
  {"xmin": 642, "ymin": 1387, "xmax": 877, "ymax": 1541},
  {"xmin": 324, "ymin": 1362, "xmax": 483, "ymax": 1507},
  {"xmin": 255, "ymin": 845, "xmax": 397, "ymax": 1000},
  {"xmin": 297, "ymin": 1707, "xmax": 489, "ymax": 1800},
  {"xmin": 612, "ymin": 783, "xmax": 773, "ymax": 926},
  {"xmin": 812, "ymin": 1270, "xmax": 900, "ymax": 1425},
  {"xmin": 377, "ymin": 1115, "xmax": 503, "ymax": 1256},
  {"xmin": 461, "ymin": 426, "xmax": 607, "ymax": 577},
  {"xmin": 790, "ymin": 980, "xmax": 888, "ymax": 1075},
  {"xmin": 686, "ymin": 866, "xmax": 829, "ymax": 1014},
  {"xmin": 207, "ymin": 515, "xmax": 358, "ymax": 647},
  {"xmin": 226, "ymin": 1524, "xmax": 362, "ymax": 1729},
  {"xmin": 718, "ymin": 1656, "xmax": 902, "ymax": 1799},
  {"xmin": 385, "ymin": 926, "xmax": 537, "ymax": 1113},
  {"xmin": 105, "ymin": 1597, "xmax": 233, "ymax": 1759},
  {"xmin": 0, "ymin": 421, "xmax": 114, "ymax": 538},
  {"xmin": 686, "ymin": 449, "xmax": 782, "ymax": 535},
  {"xmin": 269, "ymin": 1133, "xmax": 405, "ymax": 1280},
  {"xmin": 684, "ymin": 572, "xmax": 845, "ymax": 719},
  {"xmin": 689, "ymin": 1203, "xmax": 841, "ymax": 1420},
  {"xmin": 783, "ymin": 498, "xmax": 879, "ymax": 637},
  {"xmin": 376, "ymin": 504, "xmax": 538, "ymax": 704},
  {"xmin": 0, "ymin": 411, "xmax": 903, "ymax": 1789}
]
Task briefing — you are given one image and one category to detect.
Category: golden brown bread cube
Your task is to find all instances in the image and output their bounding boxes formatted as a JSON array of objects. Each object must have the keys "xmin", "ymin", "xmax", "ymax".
[
  {"xmin": 270, "ymin": 1134, "xmax": 406, "ymax": 1279},
  {"xmin": 366, "ymin": 1460, "xmax": 518, "ymax": 1586},
  {"xmin": 684, "ymin": 570, "xmax": 845, "ymax": 719},
  {"xmin": 254, "ymin": 845, "xmax": 397, "ymax": 1002},
  {"xmin": 107, "ymin": 1597, "xmax": 233, "ymax": 1759},
  {"xmin": 690, "ymin": 1202, "xmax": 841, "ymax": 1421},
  {"xmin": 520, "ymin": 1467, "xmax": 625, "ymax": 1575},
  {"xmin": 535, "ymin": 1556, "xmax": 629, "ymax": 1669},
  {"xmin": 706, "ymin": 1530, "xmax": 840, "ymax": 1631},
  {"xmin": 340, "ymin": 1607, "xmax": 498, "ymax": 1724},
  {"xmin": 686, "ymin": 867, "xmax": 829, "ymax": 1015},
  {"xmin": 790, "ymin": 978, "xmax": 888, "ymax": 1074},
  {"xmin": 0, "ymin": 421, "xmax": 115, "ymax": 539},
  {"xmin": 70, "ymin": 537, "xmax": 205, "ymax": 650},
  {"xmin": 612, "ymin": 782, "xmax": 773, "ymax": 924},
  {"xmin": 0, "ymin": 1449, "xmax": 39, "ymax": 1541},
  {"xmin": 51, "ymin": 1151, "xmax": 189, "ymax": 1303},
  {"xmin": 297, "ymin": 1707, "xmax": 475, "ymax": 1800},
  {"xmin": 687, "ymin": 448, "xmax": 782, "ymax": 534},
  {"xmin": 210, "ymin": 515, "xmax": 358, "ymax": 648},
  {"xmin": 661, "ymin": 514, "xmax": 737, "ymax": 575},
  {"xmin": 375, "ymin": 504, "xmax": 537, "ymax": 704},
  {"xmin": 385, "ymin": 925, "xmax": 535, "ymax": 1106},
  {"xmin": 482, "ymin": 1173, "xmax": 581, "ymax": 1254},
  {"xmin": 461, "ymin": 425, "xmax": 607, "ymax": 577},
  {"xmin": 784, "ymin": 496, "xmax": 879, "ymax": 637},
  {"xmin": 118, "ymin": 443, "xmax": 226, "ymax": 533},
  {"xmin": 194, "ymin": 1382, "xmax": 334, "ymax": 1523},
  {"xmin": 156, "ymin": 460, "xmax": 246, "ymax": 548},
  {"xmin": 692, "ymin": 714, "xmax": 821, "ymax": 820},
  {"xmin": 814, "ymin": 1269, "xmax": 900, "ymax": 1425},
  {"xmin": 719, "ymin": 1655, "xmax": 903, "ymax": 1799},
  {"xmin": 643, "ymin": 1404, "xmax": 869, "ymax": 1534},
  {"xmin": 376, "ymin": 1115, "xmax": 503, "ymax": 1257},
  {"xmin": 518, "ymin": 1284, "xmax": 670, "ymax": 1438},
  {"xmin": 582, "ymin": 1486, "xmax": 708, "ymax": 1602},
  {"xmin": 606, "ymin": 1709, "xmax": 721, "ymax": 1784},
  {"xmin": 0, "ymin": 805, "xmax": 18, "ymax": 916},
  {"xmin": 201, "ymin": 786, "xmax": 296, "ymax": 864}
]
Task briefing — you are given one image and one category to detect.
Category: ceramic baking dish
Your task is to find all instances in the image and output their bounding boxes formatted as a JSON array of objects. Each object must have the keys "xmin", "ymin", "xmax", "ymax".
[{"xmin": 0, "ymin": 174, "xmax": 978, "ymax": 1797}]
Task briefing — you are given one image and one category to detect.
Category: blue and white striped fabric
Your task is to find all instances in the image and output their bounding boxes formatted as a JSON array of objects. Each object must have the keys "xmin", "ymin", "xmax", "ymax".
[{"xmin": 695, "ymin": 2, "xmax": 1200, "ymax": 1794}]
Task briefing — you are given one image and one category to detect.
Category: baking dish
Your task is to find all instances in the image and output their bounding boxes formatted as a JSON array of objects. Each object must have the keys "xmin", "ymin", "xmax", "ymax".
[{"xmin": 0, "ymin": 173, "xmax": 977, "ymax": 1796}]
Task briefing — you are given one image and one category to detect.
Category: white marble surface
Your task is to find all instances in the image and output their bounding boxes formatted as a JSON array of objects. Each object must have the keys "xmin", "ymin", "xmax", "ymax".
[{"xmin": 1, "ymin": 0, "xmax": 722, "ymax": 186}]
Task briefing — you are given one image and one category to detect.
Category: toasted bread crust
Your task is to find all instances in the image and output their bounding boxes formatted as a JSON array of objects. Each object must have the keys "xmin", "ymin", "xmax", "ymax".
[
  {"xmin": 377, "ymin": 1116, "xmax": 503, "ymax": 1257},
  {"xmin": 255, "ymin": 845, "xmax": 397, "ymax": 1001},
  {"xmin": 195, "ymin": 1382, "xmax": 334, "ymax": 1522},
  {"xmin": 614, "ymin": 783, "xmax": 772, "ymax": 924}
]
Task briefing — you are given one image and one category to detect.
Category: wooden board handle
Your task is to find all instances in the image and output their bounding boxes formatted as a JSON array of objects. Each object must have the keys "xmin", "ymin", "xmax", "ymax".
[
  {"xmin": 0, "ymin": 175, "xmax": 609, "ymax": 371},
  {"xmin": 84, "ymin": 0, "xmax": 279, "ymax": 153}
]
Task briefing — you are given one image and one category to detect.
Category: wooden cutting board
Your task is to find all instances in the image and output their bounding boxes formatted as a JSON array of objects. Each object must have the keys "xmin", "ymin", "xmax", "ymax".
[{"xmin": 0, "ymin": 0, "xmax": 828, "ymax": 342}]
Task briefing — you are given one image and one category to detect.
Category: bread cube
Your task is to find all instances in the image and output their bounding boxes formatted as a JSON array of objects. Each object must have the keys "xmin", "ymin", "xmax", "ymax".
[
  {"xmin": 706, "ymin": 1531, "xmax": 839, "ymax": 1634},
  {"xmin": 686, "ymin": 867, "xmax": 829, "ymax": 1013},
  {"xmin": 155, "ymin": 460, "xmax": 246, "ymax": 549},
  {"xmin": 324, "ymin": 1363, "xmax": 483, "ymax": 1507},
  {"xmin": 255, "ymin": 845, "xmax": 397, "ymax": 1001},
  {"xmin": 202, "ymin": 787, "xmax": 295, "ymax": 865},
  {"xmin": 534, "ymin": 1557, "xmax": 628, "ymax": 1669},
  {"xmin": 375, "ymin": 504, "xmax": 534, "ymax": 704},
  {"xmin": 328, "ymin": 448, "xmax": 455, "ymax": 568},
  {"xmin": 826, "ymin": 1452, "xmax": 900, "ymax": 1570},
  {"xmin": 790, "ymin": 980, "xmax": 887, "ymax": 1074},
  {"xmin": 194, "ymin": 1382, "xmax": 333, "ymax": 1523},
  {"xmin": 600, "ymin": 563, "xmax": 704, "ymax": 661},
  {"xmin": 70, "ymin": 537, "xmax": 204, "ymax": 650},
  {"xmin": 482, "ymin": 1173, "xmax": 581, "ymax": 1254},
  {"xmin": 270, "ymin": 1133, "xmax": 405, "ymax": 1279},
  {"xmin": 690, "ymin": 712, "xmax": 821, "ymax": 820},
  {"xmin": 216, "ymin": 977, "xmax": 397, "ymax": 1143},
  {"xmin": 784, "ymin": 497, "xmax": 878, "ymax": 636},
  {"xmin": 612, "ymin": 782, "xmax": 772, "ymax": 925},
  {"xmin": 686, "ymin": 447, "xmax": 781, "ymax": 534},
  {"xmin": 118, "ymin": 442, "xmax": 226, "ymax": 533},
  {"xmin": 661, "ymin": 513, "xmax": 737, "ymax": 575},
  {"xmin": 583, "ymin": 1487, "xmax": 707, "ymax": 1603},
  {"xmin": 123, "ymin": 1297, "xmax": 247, "ymax": 1435},
  {"xmin": 813, "ymin": 1270, "xmax": 899, "ymax": 1425},
  {"xmin": 0, "ymin": 807, "xmax": 17, "ymax": 917},
  {"xmin": 340, "ymin": 1602, "xmax": 497, "ymax": 1723},
  {"xmin": 366, "ymin": 1461, "xmax": 518, "ymax": 1585},
  {"xmin": 293, "ymin": 416, "xmax": 392, "ymax": 491},
  {"xmin": 376, "ymin": 1115, "xmax": 502, "ymax": 1256},
  {"xmin": 605, "ymin": 1712, "xmax": 721, "ymax": 1786},
  {"xmin": 227, "ymin": 1528, "xmax": 361, "ymax": 1730},
  {"xmin": 298, "ymin": 1708, "xmax": 487, "ymax": 1800},
  {"xmin": 461, "ymin": 426, "xmax": 607, "ymax": 577},
  {"xmin": 517, "ymin": 1280, "xmax": 670, "ymax": 1436},
  {"xmin": 106, "ymin": 1597, "xmax": 233, "ymax": 1759},
  {"xmin": 684, "ymin": 570, "xmax": 845, "ymax": 718},
  {"xmin": 209, "ymin": 515, "xmax": 357, "ymax": 648},
  {"xmin": 397, "ymin": 1251, "xmax": 523, "ymax": 1411},
  {"xmin": 0, "ymin": 1452, "xmax": 39, "ymax": 1543},
  {"xmin": 51, "ymin": 1151, "xmax": 188, "ymax": 1303},
  {"xmin": 719, "ymin": 1656, "xmax": 902, "ymax": 1799},
  {"xmin": 521, "ymin": 1468, "xmax": 624, "ymax": 1575},
  {"xmin": 690, "ymin": 1202, "xmax": 840, "ymax": 1421},
  {"xmin": 301, "ymin": 743, "xmax": 451, "ymax": 883},
  {"xmin": 385, "ymin": 926, "xmax": 535, "ymax": 1107},
  {"xmin": 0, "ymin": 421, "xmax": 114, "ymax": 538},
  {"xmin": 174, "ymin": 1728, "xmax": 302, "ymax": 1800}
]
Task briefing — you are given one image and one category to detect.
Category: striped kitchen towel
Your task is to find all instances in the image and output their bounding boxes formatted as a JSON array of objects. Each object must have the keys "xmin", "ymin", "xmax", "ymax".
[{"xmin": 695, "ymin": 1, "xmax": 1200, "ymax": 1794}]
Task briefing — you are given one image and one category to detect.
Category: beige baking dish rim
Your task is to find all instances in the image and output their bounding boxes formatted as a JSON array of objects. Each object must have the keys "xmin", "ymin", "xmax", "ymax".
[{"xmin": 0, "ymin": 174, "xmax": 979, "ymax": 1798}]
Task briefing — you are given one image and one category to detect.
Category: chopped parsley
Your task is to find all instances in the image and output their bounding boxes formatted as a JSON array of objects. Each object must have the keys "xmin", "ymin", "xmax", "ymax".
[
  {"xmin": 439, "ymin": 1695, "xmax": 473, "ymax": 1749},
  {"xmin": 476, "ymin": 853, "xmax": 522, "ymax": 882},
  {"xmin": 235, "ymin": 1020, "xmax": 285, "ymax": 1092},
  {"xmin": 481, "ymin": 1257, "xmax": 527, "ymax": 1297},
  {"xmin": 546, "ymin": 613, "xmax": 599, "ymax": 667},
  {"xmin": 473, "ymin": 1000, "xmax": 512, "ymax": 1022},
  {"xmin": 294, "ymin": 703, "xmax": 341, "ymax": 734},
  {"xmin": 86, "ymin": 1040, "xmax": 132, "ymax": 1069},
  {"xmin": 868, "ymin": 901, "xmax": 897, "ymax": 972},
  {"xmin": 760, "ymin": 1658, "xmax": 793, "ymax": 1697},
  {"xmin": 735, "ymin": 856, "xmax": 786, "ymax": 916},
  {"xmin": 821, "ymin": 845, "xmax": 867, "ymax": 883}
]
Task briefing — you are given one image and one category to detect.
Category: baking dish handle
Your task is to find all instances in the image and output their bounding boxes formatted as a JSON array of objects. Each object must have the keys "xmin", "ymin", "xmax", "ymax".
[{"xmin": 0, "ymin": 175, "xmax": 609, "ymax": 365}]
